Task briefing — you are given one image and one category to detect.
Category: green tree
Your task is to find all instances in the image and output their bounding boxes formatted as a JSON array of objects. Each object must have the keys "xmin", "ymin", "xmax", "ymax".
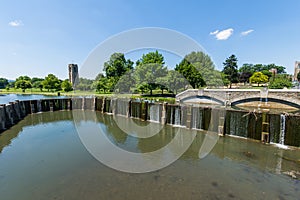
[
  {"xmin": 31, "ymin": 77, "xmax": 44, "ymax": 91},
  {"xmin": 177, "ymin": 51, "xmax": 221, "ymax": 88},
  {"xmin": 222, "ymin": 55, "xmax": 239, "ymax": 88},
  {"xmin": 265, "ymin": 63, "xmax": 286, "ymax": 74},
  {"xmin": 135, "ymin": 51, "xmax": 167, "ymax": 95},
  {"xmin": 42, "ymin": 74, "xmax": 61, "ymax": 92},
  {"xmin": 15, "ymin": 80, "xmax": 32, "ymax": 92},
  {"xmin": 175, "ymin": 58, "xmax": 204, "ymax": 89},
  {"xmin": 136, "ymin": 83, "xmax": 149, "ymax": 94},
  {"xmin": 96, "ymin": 77, "xmax": 112, "ymax": 93},
  {"xmin": 15, "ymin": 76, "xmax": 32, "ymax": 92},
  {"xmin": 261, "ymin": 70, "xmax": 272, "ymax": 78},
  {"xmin": 221, "ymin": 73, "xmax": 230, "ymax": 86},
  {"xmin": 61, "ymin": 80, "xmax": 73, "ymax": 92},
  {"xmin": 249, "ymin": 72, "xmax": 269, "ymax": 86},
  {"xmin": 77, "ymin": 78, "xmax": 93, "ymax": 91},
  {"xmin": 269, "ymin": 76, "xmax": 292, "ymax": 89},
  {"xmin": 252, "ymin": 64, "xmax": 264, "ymax": 72},
  {"xmin": 0, "ymin": 78, "xmax": 9, "ymax": 89},
  {"xmin": 164, "ymin": 70, "xmax": 188, "ymax": 94},
  {"xmin": 104, "ymin": 53, "xmax": 133, "ymax": 90},
  {"xmin": 114, "ymin": 71, "xmax": 135, "ymax": 93},
  {"xmin": 297, "ymin": 72, "xmax": 300, "ymax": 82},
  {"xmin": 238, "ymin": 64, "xmax": 254, "ymax": 84}
]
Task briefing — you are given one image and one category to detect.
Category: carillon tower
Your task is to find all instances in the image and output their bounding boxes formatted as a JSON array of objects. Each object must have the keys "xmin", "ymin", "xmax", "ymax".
[{"xmin": 68, "ymin": 64, "xmax": 79, "ymax": 87}]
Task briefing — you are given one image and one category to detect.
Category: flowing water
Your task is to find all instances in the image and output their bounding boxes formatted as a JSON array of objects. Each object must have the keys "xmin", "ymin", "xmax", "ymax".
[
  {"xmin": 0, "ymin": 111, "xmax": 299, "ymax": 200},
  {"xmin": 280, "ymin": 114, "xmax": 286, "ymax": 145}
]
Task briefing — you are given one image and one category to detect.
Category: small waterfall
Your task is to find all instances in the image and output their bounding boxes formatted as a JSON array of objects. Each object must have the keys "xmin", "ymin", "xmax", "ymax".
[
  {"xmin": 37, "ymin": 100, "xmax": 42, "ymax": 112},
  {"xmin": 279, "ymin": 114, "xmax": 286, "ymax": 145},
  {"xmin": 82, "ymin": 98, "xmax": 85, "ymax": 110},
  {"xmin": 30, "ymin": 103, "xmax": 35, "ymax": 113},
  {"xmin": 49, "ymin": 101, "xmax": 54, "ymax": 112},
  {"xmin": 67, "ymin": 99, "xmax": 71, "ymax": 110},
  {"xmin": 169, "ymin": 106, "xmax": 173, "ymax": 124},
  {"xmin": 93, "ymin": 97, "xmax": 96, "ymax": 111},
  {"xmin": 149, "ymin": 104, "xmax": 160, "ymax": 122},
  {"xmin": 117, "ymin": 99, "xmax": 129, "ymax": 116},
  {"xmin": 192, "ymin": 107, "xmax": 198, "ymax": 129},
  {"xmin": 104, "ymin": 98, "xmax": 114, "ymax": 114},
  {"xmin": 174, "ymin": 107, "xmax": 181, "ymax": 126}
]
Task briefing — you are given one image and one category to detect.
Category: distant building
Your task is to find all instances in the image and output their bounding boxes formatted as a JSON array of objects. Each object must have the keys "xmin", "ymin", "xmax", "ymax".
[
  {"xmin": 68, "ymin": 64, "xmax": 79, "ymax": 87},
  {"xmin": 293, "ymin": 61, "xmax": 300, "ymax": 81}
]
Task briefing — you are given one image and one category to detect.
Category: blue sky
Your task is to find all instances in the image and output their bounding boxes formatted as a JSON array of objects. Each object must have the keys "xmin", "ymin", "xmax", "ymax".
[{"xmin": 1, "ymin": 0, "xmax": 300, "ymax": 80}]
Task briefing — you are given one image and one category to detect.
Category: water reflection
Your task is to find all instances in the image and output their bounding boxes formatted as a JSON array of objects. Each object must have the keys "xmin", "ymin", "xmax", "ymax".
[
  {"xmin": 0, "ymin": 93, "xmax": 65, "ymax": 105},
  {"xmin": 0, "ymin": 111, "xmax": 299, "ymax": 199}
]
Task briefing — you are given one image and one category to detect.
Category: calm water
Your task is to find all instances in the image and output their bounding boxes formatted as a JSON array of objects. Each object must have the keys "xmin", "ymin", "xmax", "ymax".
[
  {"xmin": 0, "ymin": 94, "xmax": 65, "ymax": 104},
  {"xmin": 0, "ymin": 111, "xmax": 299, "ymax": 200}
]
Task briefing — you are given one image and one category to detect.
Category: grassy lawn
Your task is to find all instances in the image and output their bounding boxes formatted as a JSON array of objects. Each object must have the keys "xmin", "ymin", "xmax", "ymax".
[{"xmin": 0, "ymin": 88, "xmax": 176, "ymax": 103}]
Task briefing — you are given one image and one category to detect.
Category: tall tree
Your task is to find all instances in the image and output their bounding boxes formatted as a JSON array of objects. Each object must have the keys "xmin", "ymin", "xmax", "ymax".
[
  {"xmin": 222, "ymin": 55, "xmax": 239, "ymax": 88},
  {"xmin": 103, "ymin": 53, "xmax": 133, "ymax": 90},
  {"xmin": 175, "ymin": 58, "xmax": 204, "ymax": 89},
  {"xmin": 31, "ymin": 77, "xmax": 44, "ymax": 91},
  {"xmin": 297, "ymin": 72, "xmax": 300, "ymax": 82},
  {"xmin": 15, "ymin": 76, "xmax": 32, "ymax": 92},
  {"xmin": 265, "ymin": 63, "xmax": 286, "ymax": 74},
  {"xmin": 164, "ymin": 70, "xmax": 188, "ymax": 94},
  {"xmin": 114, "ymin": 71, "xmax": 135, "ymax": 93},
  {"xmin": 249, "ymin": 72, "xmax": 268, "ymax": 86},
  {"xmin": 179, "ymin": 51, "xmax": 222, "ymax": 87},
  {"xmin": 0, "ymin": 78, "xmax": 9, "ymax": 89},
  {"xmin": 238, "ymin": 64, "xmax": 254, "ymax": 84},
  {"xmin": 42, "ymin": 74, "xmax": 61, "ymax": 92},
  {"xmin": 95, "ymin": 77, "xmax": 113, "ymax": 93},
  {"xmin": 61, "ymin": 80, "xmax": 73, "ymax": 92},
  {"xmin": 135, "ymin": 51, "xmax": 167, "ymax": 95},
  {"xmin": 77, "ymin": 78, "xmax": 93, "ymax": 91}
]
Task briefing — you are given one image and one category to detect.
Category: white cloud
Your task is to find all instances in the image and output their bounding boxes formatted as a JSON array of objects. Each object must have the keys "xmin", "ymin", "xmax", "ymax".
[
  {"xmin": 8, "ymin": 20, "xmax": 23, "ymax": 27},
  {"xmin": 241, "ymin": 29, "xmax": 254, "ymax": 36},
  {"xmin": 210, "ymin": 30, "xmax": 219, "ymax": 35},
  {"xmin": 210, "ymin": 28, "xmax": 234, "ymax": 40}
]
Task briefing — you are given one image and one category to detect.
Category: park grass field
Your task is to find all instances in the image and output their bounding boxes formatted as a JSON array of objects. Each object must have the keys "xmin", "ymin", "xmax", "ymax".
[{"xmin": 0, "ymin": 88, "xmax": 176, "ymax": 103}]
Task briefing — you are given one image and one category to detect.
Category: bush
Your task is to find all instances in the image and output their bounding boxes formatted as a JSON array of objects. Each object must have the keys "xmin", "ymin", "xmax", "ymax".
[{"xmin": 268, "ymin": 78, "xmax": 292, "ymax": 89}]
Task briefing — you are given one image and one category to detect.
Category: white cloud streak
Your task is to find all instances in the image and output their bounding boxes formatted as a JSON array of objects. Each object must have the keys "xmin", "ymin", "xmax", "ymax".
[
  {"xmin": 210, "ymin": 30, "xmax": 219, "ymax": 35},
  {"xmin": 241, "ymin": 29, "xmax": 254, "ymax": 36},
  {"xmin": 210, "ymin": 28, "xmax": 234, "ymax": 40},
  {"xmin": 8, "ymin": 20, "xmax": 23, "ymax": 27}
]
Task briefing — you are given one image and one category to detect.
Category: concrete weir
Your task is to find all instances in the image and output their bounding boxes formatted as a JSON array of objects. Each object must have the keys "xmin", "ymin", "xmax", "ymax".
[{"xmin": 0, "ymin": 97, "xmax": 300, "ymax": 147}]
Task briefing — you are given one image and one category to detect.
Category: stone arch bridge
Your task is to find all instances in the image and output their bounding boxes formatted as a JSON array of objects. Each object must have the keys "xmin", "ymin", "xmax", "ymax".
[{"xmin": 175, "ymin": 89, "xmax": 300, "ymax": 109}]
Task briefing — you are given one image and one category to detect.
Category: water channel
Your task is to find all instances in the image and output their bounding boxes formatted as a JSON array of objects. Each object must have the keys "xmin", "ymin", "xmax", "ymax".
[{"xmin": 0, "ymin": 110, "xmax": 299, "ymax": 200}]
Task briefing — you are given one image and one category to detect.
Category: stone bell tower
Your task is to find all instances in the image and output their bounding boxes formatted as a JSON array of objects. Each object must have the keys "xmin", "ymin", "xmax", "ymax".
[{"xmin": 68, "ymin": 64, "xmax": 79, "ymax": 87}]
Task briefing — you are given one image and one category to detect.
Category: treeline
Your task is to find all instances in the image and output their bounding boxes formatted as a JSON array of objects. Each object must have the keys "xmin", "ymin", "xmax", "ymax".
[
  {"xmin": 222, "ymin": 54, "xmax": 293, "ymax": 89},
  {"xmin": 0, "ymin": 74, "xmax": 72, "ymax": 92},
  {"xmin": 0, "ymin": 51, "xmax": 296, "ymax": 94},
  {"xmin": 90, "ymin": 51, "xmax": 293, "ymax": 94},
  {"xmin": 92, "ymin": 51, "xmax": 223, "ymax": 95}
]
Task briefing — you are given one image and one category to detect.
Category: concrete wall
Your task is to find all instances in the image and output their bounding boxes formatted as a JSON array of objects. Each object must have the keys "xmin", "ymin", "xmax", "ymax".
[{"xmin": 1, "ymin": 97, "xmax": 299, "ymax": 147}]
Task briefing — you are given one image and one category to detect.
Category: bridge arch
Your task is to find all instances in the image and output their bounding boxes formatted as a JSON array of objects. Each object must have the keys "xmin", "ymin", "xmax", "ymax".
[
  {"xmin": 180, "ymin": 95, "xmax": 225, "ymax": 105},
  {"xmin": 176, "ymin": 89, "xmax": 300, "ymax": 109},
  {"xmin": 231, "ymin": 97, "xmax": 300, "ymax": 109}
]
